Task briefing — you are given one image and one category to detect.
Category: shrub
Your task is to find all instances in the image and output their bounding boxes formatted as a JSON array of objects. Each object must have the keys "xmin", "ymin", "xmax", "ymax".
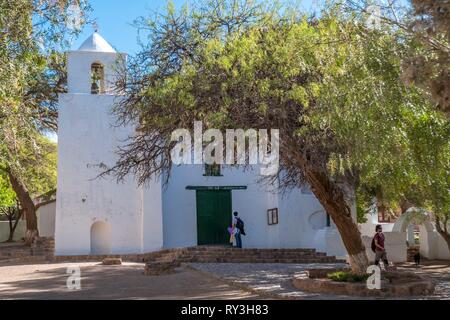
[{"xmin": 327, "ymin": 271, "xmax": 370, "ymax": 283}]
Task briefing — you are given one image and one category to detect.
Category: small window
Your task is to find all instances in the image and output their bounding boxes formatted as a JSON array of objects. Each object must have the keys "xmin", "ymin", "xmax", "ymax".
[
  {"xmin": 91, "ymin": 62, "xmax": 105, "ymax": 94},
  {"xmin": 326, "ymin": 213, "xmax": 331, "ymax": 227},
  {"xmin": 377, "ymin": 205, "xmax": 392, "ymax": 223},
  {"xmin": 204, "ymin": 164, "xmax": 221, "ymax": 177},
  {"xmin": 378, "ymin": 210, "xmax": 392, "ymax": 223},
  {"xmin": 268, "ymin": 208, "xmax": 279, "ymax": 225}
]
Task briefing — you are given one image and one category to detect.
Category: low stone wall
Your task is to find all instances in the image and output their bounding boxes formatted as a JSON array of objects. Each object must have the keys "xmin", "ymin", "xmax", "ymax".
[
  {"xmin": 102, "ymin": 258, "xmax": 122, "ymax": 265},
  {"xmin": 53, "ymin": 254, "xmax": 147, "ymax": 263},
  {"xmin": 31, "ymin": 237, "xmax": 55, "ymax": 256},
  {"xmin": 144, "ymin": 261, "xmax": 181, "ymax": 276}
]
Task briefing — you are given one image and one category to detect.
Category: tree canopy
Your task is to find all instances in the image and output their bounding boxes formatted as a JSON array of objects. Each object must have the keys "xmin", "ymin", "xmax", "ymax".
[
  {"xmin": 103, "ymin": 0, "xmax": 450, "ymax": 272},
  {"xmin": 0, "ymin": 0, "xmax": 90, "ymax": 243}
]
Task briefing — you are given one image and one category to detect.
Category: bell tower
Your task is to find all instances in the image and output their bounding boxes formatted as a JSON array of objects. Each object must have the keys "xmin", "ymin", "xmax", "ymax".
[
  {"xmin": 67, "ymin": 32, "xmax": 125, "ymax": 95},
  {"xmin": 55, "ymin": 32, "xmax": 164, "ymax": 256}
]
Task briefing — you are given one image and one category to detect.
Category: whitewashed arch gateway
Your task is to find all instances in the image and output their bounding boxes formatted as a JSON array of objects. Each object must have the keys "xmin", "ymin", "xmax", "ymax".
[
  {"xmin": 392, "ymin": 208, "xmax": 438, "ymax": 259},
  {"xmin": 392, "ymin": 208, "xmax": 434, "ymax": 233},
  {"xmin": 90, "ymin": 221, "xmax": 111, "ymax": 255}
]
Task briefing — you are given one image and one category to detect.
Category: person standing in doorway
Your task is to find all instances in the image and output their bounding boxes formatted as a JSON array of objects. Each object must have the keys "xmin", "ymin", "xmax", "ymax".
[
  {"xmin": 373, "ymin": 225, "xmax": 390, "ymax": 269},
  {"xmin": 233, "ymin": 212, "xmax": 245, "ymax": 249}
]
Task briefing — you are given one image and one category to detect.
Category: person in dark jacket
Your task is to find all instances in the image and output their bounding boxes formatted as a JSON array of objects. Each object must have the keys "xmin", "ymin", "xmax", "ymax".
[
  {"xmin": 233, "ymin": 212, "xmax": 245, "ymax": 248},
  {"xmin": 373, "ymin": 225, "xmax": 390, "ymax": 268}
]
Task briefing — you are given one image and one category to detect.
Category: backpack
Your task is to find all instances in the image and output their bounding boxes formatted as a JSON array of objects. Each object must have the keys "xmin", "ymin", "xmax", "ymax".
[
  {"xmin": 236, "ymin": 218, "xmax": 246, "ymax": 236},
  {"xmin": 371, "ymin": 236, "xmax": 377, "ymax": 253}
]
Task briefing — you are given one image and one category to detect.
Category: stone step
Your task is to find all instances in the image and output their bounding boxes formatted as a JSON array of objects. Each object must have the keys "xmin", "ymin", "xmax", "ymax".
[
  {"xmin": 148, "ymin": 246, "xmax": 342, "ymax": 265},
  {"xmin": 1, "ymin": 242, "xmax": 343, "ymax": 265},
  {"xmin": 179, "ymin": 250, "xmax": 325, "ymax": 255},
  {"xmin": 176, "ymin": 257, "xmax": 338, "ymax": 263},
  {"xmin": 185, "ymin": 247, "xmax": 317, "ymax": 253},
  {"xmin": 174, "ymin": 255, "xmax": 325, "ymax": 261},
  {"xmin": 172, "ymin": 255, "xmax": 343, "ymax": 264}
]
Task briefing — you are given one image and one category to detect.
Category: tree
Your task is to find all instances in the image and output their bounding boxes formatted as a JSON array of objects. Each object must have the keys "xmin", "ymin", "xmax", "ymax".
[
  {"xmin": 0, "ymin": 136, "xmax": 57, "ymax": 242},
  {"xmin": 0, "ymin": 173, "xmax": 20, "ymax": 242},
  {"xmin": 0, "ymin": 202, "xmax": 23, "ymax": 243},
  {"xmin": 345, "ymin": 0, "xmax": 450, "ymax": 116},
  {"xmin": 0, "ymin": 0, "xmax": 90, "ymax": 244},
  {"xmin": 0, "ymin": 173, "xmax": 16, "ymax": 209},
  {"xmin": 342, "ymin": 1, "xmax": 450, "ymax": 252},
  {"xmin": 355, "ymin": 96, "xmax": 450, "ymax": 252},
  {"xmin": 103, "ymin": 0, "xmax": 434, "ymax": 273}
]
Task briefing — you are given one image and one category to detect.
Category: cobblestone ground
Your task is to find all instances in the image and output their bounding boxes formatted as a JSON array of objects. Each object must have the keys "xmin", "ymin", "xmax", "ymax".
[
  {"xmin": 0, "ymin": 262, "xmax": 258, "ymax": 300},
  {"xmin": 188, "ymin": 263, "xmax": 351, "ymax": 299},
  {"xmin": 397, "ymin": 260, "xmax": 450, "ymax": 300},
  {"xmin": 189, "ymin": 261, "xmax": 450, "ymax": 300}
]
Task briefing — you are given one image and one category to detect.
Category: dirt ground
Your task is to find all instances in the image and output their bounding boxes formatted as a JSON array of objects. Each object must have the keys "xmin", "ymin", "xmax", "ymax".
[
  {"xmin": 0, "ymin": 260, "xmax": 448, "ymax": 300},
  {"xmin": 0, "ymin": 262, "xmax": 259, "ymax": 300}
]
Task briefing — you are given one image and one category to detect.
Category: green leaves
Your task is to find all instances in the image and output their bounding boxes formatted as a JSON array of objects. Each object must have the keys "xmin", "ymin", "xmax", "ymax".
[
  {"xmin": 0, "ymin": 174, "xmax": 16, "ymax": 209},
  {"xmin": 111, "ymin": 0, "xmax": 449, "ymax": 228},
  {"xmin": 0, "ymin": 0, "xmax": 90, "ymax": 209}
]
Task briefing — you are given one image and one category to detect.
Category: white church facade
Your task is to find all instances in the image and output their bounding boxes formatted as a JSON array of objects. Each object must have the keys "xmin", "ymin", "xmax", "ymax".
[{"xmin": 54, "ymin": 32, "xmax": 349, "ymax": 258}]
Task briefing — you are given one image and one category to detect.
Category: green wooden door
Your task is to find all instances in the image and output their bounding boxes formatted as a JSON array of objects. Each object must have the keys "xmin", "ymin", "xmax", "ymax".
[{"xmin": 196, "ymin": 190, "xmax": 232, "ymax": 245}]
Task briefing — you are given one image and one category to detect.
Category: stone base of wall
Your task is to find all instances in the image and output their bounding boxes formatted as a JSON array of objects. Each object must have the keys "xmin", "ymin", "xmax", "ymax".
[
  {"xmin": 31, "ymin": 237, "xmax": 55, "ymax": 256},
  {"xmin": 144, "ymin": 261, "xmax": 181, "ymax": 276},
  {"xmin": 102, "ymin": 258, "xmax": 122, "ymax": 265}
]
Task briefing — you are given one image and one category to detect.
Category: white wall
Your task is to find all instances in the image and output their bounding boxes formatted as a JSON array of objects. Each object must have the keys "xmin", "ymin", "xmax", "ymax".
[
  {"xmin": 142, "ymin": 178, "xmax": 164, "ymax": 252},
  {"xmin": 359, "ymin": 214, "xmax": 395, "ymax": 237},
  {"xmin": 0, "ymin": 221, "xmax": 26, "ymax": 242},
  {"xmin": 362, "ymin": 233, "xmax": 407, "ymax": 263},
  {"xmin": 162, "ymin": 164, "xmax": 345, "ymax": 255},
  {"xmin": 435, "ymin": 235, "xmax": 450, "ymax": 260},
  {"xmin": 162, "ymin": 165, "xmax": 280, "ymax": 248},
  {"xmin": 37, "ymin": 201, "xmax": 56, "ymax": 237},
  {"xmin": 277, "ymin": 187, "xmax": 346, "ymax": 257},
  {"xmin": 55, "ymin": 91, "xmax": 163, "ymax": 255},
  {"xmin": 419, "ymin": 227, "xmax": 450, "ymax": 260}
]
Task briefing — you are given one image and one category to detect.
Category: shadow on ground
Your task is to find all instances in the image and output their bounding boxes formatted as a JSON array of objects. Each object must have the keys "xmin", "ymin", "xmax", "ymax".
[{"xmin": 0, "ymin": 262, "xmax": 258, "ymax": 300}]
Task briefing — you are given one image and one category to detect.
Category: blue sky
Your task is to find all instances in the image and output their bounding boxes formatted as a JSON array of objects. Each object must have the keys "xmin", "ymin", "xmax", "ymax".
[
  {"xmin": 72, "ymin": 0, "xmax": 185, "ymax": 54},
  {"xmin": 45, "ymin": 1, "xmax": 315, "ymax": 143},
  {"xmin": 71, "ymin": 0, "xmax": 316, "ymax": 55}
]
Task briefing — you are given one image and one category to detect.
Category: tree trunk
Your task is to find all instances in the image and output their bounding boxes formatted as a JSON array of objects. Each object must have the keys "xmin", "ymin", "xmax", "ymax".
[
  {"xmin": 435, "ymin": 216, "xmax": 450, "ymax": 254},
  {"xmin": 306, "ymin": 168, "xmax": 369, "ymax": 274},
  {"xmin": 7, "ymin": 209, "xmax": 23, "ymax": 242},
  {"xmin": 6, "ymin": 169, "xmax": 39, "ymax": 245},
  {"xmin": 7, "ymin": 213, "xmax": 13, "ymax": 242},
  {"xmin": 285, "ymin": 143, "xmax": 370, "ymax": 274}
]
